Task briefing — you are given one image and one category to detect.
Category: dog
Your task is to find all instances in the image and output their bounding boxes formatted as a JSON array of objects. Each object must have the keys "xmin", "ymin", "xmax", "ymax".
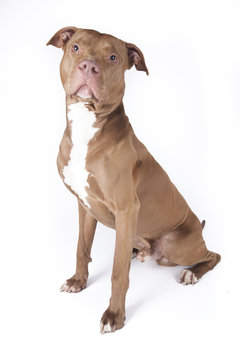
[{"xmin": 47, "ymin": 27, "xmax": 221, "ymax": 334}]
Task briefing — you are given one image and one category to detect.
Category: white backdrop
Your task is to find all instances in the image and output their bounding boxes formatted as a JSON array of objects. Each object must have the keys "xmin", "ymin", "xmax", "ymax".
[{"xmin": 0, "ymin": 0, "xmax": 239, "ymax": 359}]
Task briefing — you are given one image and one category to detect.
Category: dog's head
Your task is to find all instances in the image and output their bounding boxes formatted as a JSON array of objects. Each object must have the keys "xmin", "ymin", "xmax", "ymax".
[{"xmin": 47, "ymin": 27, "xmax": 148, "ymax": 113}]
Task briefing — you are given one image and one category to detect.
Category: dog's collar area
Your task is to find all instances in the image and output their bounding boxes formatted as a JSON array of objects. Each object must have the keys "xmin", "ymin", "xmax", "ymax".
[{"xmin": 66, "ymin": 97, "xmax": 125, "ymax": 123}]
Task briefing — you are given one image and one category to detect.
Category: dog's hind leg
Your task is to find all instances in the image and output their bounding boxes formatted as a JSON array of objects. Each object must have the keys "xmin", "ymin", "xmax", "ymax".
[
  {"xmin": 157, "ymin": 212, "xmax": 221, "ymax": 285},
  {"xmin": 179, "ymin": 250, "xmax": 221, "ymax": 285}
]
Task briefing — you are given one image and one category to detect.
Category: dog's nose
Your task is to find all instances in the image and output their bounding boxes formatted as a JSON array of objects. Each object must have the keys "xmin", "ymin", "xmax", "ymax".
[{"xmin": 78, "ymin": 59, "xmax": 100, "ymax": 76}]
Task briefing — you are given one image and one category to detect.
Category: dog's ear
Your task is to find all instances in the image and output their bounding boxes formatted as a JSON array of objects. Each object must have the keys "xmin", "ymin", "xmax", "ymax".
[
  {"xmin": 126, "ymin": 43, "xmax": 149, "ymax": 75},
  {"xmin": 46, "ymin": 26, "xmax": 78, "ymax": 48}
]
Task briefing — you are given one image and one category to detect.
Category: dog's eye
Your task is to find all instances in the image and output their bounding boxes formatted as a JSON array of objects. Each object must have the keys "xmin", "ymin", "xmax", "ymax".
[
  {"xmin": 109, "ymin": 55, "xmax": 116, "ymax": 61},
  {"xmin": 73, "ymin": 45, "xmax": 79, "ymax": 51}
]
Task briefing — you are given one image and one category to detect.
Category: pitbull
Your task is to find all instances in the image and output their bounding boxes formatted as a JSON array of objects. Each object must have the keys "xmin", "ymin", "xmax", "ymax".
[{"xmin": 47, "ymin": 27, "xmax": 221, "ymax": 334}]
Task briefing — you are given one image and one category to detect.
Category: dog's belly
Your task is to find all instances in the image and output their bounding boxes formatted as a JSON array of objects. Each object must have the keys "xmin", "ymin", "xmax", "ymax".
[{"xmin": 84, "ymin": 164, "xmax": 189, "ymax": 240}]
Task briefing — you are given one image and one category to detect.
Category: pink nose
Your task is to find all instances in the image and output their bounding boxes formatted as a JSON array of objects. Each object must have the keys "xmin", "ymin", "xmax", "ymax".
[{"xmin": 78, "ymin": 59, "xmax": 100, "ymax": 76}]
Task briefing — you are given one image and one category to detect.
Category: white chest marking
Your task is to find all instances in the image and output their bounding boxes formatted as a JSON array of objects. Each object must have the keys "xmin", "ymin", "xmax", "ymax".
[{"xmin": 62, "ymin": 102, "xmax": 98, "ymax": 207}]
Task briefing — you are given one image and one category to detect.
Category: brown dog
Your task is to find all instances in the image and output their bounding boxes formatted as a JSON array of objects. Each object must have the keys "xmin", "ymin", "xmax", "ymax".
[{"xmin": 47, "ymin": 27, "xmax": 221, "ymax": 334}]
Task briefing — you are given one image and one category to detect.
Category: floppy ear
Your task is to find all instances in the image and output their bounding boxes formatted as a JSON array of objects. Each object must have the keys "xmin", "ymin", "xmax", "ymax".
[
  {"xmin": 126, "ymin": 43, "xmax": 149, "ymax": 75},
  {"xmin": 46, "ymin": 26, "xmax": 78, "ymax": 48}
]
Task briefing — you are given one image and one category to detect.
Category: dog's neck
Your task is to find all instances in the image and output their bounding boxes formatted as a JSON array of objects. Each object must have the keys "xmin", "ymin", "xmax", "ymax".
[{"xmin": 65, "ymin": 96, "xmax": 127, "ymax": 129}]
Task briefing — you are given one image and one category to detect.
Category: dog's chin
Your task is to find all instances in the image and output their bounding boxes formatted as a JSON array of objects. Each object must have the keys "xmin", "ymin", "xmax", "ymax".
[
  {"xmin": 75, "ymin": 84, "xmax": 93, "ymax": 99},
  {"xmin": 73, "ymin": 85, "xmax": 99, "ymax": 103}
]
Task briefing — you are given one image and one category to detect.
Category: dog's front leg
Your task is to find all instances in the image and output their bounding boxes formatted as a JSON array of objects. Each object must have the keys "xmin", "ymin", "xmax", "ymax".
[
  {"xmin": 100, "ymin": 198, "xmax": 139, "ymax": 334},
  {"xmin": 60, "ymin": 200, "xmax": 97, "ymax": 293}
]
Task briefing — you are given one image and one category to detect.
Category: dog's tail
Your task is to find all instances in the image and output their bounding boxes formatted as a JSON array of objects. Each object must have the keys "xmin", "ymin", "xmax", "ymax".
[{"xmin": 201, "ymin": 220, "xmax": 206, "ymax": 229}]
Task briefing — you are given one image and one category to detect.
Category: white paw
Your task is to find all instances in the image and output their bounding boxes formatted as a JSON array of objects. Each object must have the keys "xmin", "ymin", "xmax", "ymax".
[
  {"xmin": 136, "ymin": 249, "xmax": 151, "ymax": 263},
  {"xmin": 60, "ymin": 280, "xmax": 85, "ymax": 293},
  {"xmin": 179, "ymin": 269, "xmax": 198, "ymax": 285},
  {"xmin": 100, "ymin": 321, "xmax": 114, "ymax": 334},
  {"xmin": 60, "ymin": 281, "xmax": 77, "ymax": 293}
]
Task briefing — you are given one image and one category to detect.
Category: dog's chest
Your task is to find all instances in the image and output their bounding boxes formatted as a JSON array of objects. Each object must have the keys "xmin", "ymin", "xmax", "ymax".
[{"xmin": 62, "ymin": 102, "xmax": 98, "ymax": 207}]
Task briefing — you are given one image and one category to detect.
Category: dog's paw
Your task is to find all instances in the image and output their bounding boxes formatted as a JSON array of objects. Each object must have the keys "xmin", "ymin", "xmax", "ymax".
[
  {"xmin": 60, "ymin": 276, "xmax": 87, "ymax": 293},
  {"xmin": 179, "ymin": 269, "xmax": 198, "ymax": 285},
  {"xmin": 100, "ymin": 309, "xmax": 125, "ymax": 334},
  {"xmin": 136, "ymin": 248, "xmax": 151, "ymax": 263}
]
